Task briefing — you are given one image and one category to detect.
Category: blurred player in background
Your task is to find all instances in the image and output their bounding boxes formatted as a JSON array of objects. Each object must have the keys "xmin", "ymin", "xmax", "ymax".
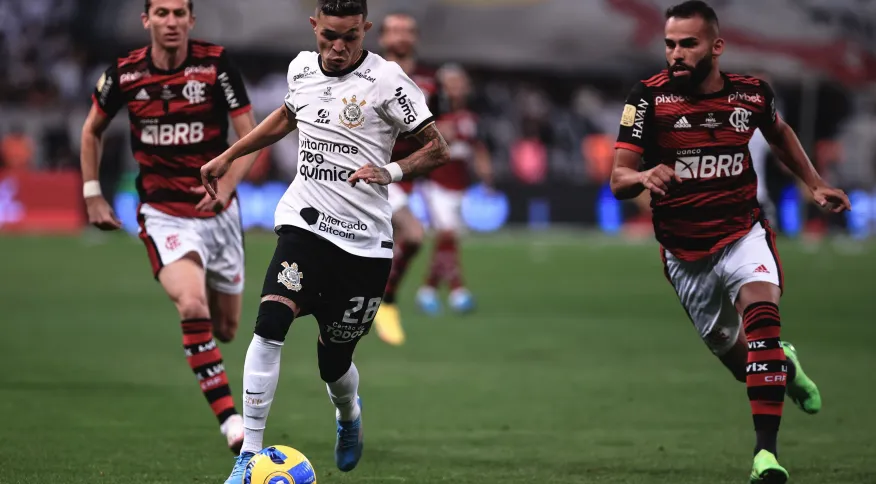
[
  {"xmin": 79, "ymin": 0, "xmax": 260, "ymax": 454},
  {"xmin": 372, "ymin": 11, "xmax": 441, "ymax": 346},
  {"xmin": 610, "ymin": 1, "xmax": 850, "ymax": 481},
  {"xmin": 416, "ymin": 63, "xmax": 492, "ymax": 314}
]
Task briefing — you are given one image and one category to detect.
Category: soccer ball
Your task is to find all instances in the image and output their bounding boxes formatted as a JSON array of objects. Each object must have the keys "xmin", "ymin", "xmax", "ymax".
[{"xmin": 244, "ymin": 445, "xmax": 317, "ymax": 484}]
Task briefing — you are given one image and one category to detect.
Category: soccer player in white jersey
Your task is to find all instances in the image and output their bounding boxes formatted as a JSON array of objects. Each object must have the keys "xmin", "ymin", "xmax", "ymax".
[{"xmin": 198, "ymin": 1, "xmax": 450, "ymax": 481}]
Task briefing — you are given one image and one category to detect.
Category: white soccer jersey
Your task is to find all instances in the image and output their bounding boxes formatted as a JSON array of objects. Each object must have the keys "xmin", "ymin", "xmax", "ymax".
[{"xmin": 275, "ymin": 50, "xmax": 434, "ymax": 258}]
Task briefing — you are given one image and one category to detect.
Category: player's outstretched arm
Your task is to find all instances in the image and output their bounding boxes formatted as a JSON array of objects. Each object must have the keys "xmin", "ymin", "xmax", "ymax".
[
  {"xmin": 80, "ymin": 105, "xmax": 122, "ymax": 230},
  {"xmin": 610, "ymin": 148, "xmax": 681, "ymax": 200},
  {"xmin": 761, "ymin": 118, "xmax": 851, "ymax": 213},
  {"xmin": 201, "ymin": 106, "xmax": 297, "ymax": 199},
  {"xmin": 194, "ymin": 110, "xmax": 261, "ymax": 211},
  {"xmin": 348, "ymin": 123, "xmax": 450, "ymax": 186}
]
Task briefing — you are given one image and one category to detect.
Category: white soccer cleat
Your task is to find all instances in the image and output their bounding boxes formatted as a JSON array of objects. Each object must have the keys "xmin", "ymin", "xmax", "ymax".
[
  {"xmin": 448, "ymin": 287, "xmax": 475, "ymax": 314},
  {"xmin": 221, "ymin": 414, "xmax": 245, "ymax": 455}
]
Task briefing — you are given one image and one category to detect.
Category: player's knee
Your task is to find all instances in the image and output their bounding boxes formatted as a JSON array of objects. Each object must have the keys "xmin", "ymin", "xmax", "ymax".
[
  {"xmin": 396, "ymin": 218, "xmax": 424, "ymax": 247},
  {"xmin": 736, "ymin": 283, "xmax": 781, "ymax": 314},
  {"xmin": 317, "ymin": 339, "xmax": 355, "ymax": 383},
  {"xmin": 254, "ymin": 296, "xmax": 296, "ymax": 342},
  {"xmin": 400, "ymin": 224, "xmax": 424, "ymax": 250},
  {"xmin": 175, "ymin": 294, "xmax": 209, "ymax": 320}
]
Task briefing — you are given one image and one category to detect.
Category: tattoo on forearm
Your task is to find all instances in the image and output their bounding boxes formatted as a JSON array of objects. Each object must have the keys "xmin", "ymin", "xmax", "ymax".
[{"xmin": 398, "ymin": 124, "xmax": 449, "ymax": 178}]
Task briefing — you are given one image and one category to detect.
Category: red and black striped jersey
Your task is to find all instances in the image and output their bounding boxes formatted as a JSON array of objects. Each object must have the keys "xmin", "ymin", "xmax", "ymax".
[
  {"xmin": 615, "ymin": 70, "xmax": 779, "ymax": 261},
  {"xmin": 390, "ymin": 64, "xmax": 440, "ymax": 193},
  {"xmin": 430, "ymin": 109, "xmax": 480, "ymax": 191},
  {"xmin": 92, "ymin": 40, "xmax": 252, "ymax": 218}
]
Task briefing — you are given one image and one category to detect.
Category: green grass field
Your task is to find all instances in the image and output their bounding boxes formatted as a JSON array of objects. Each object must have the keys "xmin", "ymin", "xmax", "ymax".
[{"xmin": 1, "ymin": 230, "xmax": 874, "ymax": 483}]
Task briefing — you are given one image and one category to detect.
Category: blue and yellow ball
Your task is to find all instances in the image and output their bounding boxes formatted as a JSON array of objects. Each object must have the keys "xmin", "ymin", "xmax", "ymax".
[{"xmin": 243, "ymin": 445, "xmax": 317, "ymax": 484}]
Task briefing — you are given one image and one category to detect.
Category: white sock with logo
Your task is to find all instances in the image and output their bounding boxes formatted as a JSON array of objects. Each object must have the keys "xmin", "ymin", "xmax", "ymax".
[
  {"xmin": 241, "ymin": 335, "xmax": 284, "ymax": 455},
  {"xmin": 326, "ymin": 363, "xmax": 361, "ymax": 422}
]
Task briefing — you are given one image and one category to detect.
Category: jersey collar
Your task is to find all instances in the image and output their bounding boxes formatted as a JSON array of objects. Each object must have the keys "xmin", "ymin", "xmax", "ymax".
[
  {"xmin": 318, "ymin": 50, "xmax": 369, "ymax": 78},
  {"xmin": 687, "ymin": 72, "xmax": 733, "ymax": 100},
  {"xmin": 147, "ymin": 42, "xmax": 193, "ymax": 75}
]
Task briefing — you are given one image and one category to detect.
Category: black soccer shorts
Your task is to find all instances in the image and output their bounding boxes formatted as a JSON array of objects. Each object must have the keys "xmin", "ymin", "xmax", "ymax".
[{"xmin": 260, "ymin": 226, "xmax": 392, "ymax": 347}]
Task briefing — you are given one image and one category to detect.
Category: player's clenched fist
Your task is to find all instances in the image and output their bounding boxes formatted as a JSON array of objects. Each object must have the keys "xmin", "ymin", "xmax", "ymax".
[
  {"xmin": 348, "ymin": 163, "xmax": 392, "ymax": 187},
  {"xmin": 639, "ymin": 164, "xmax": 682, "ymax": 197},
  {"xmin": 85, "ymin": 196, "xmax": 122, "ymax": 231}
]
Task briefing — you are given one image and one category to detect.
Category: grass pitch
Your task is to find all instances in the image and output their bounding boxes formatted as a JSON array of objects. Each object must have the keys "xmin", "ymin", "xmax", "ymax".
[{"xmin": 1, "ymin": 230, "xmax": 873, "ymax": 483}]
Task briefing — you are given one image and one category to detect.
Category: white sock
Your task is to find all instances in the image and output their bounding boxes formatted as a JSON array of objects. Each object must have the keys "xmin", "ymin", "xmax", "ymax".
[
  {"xmin": 241, "ymin": 335, "xmax": 284, "ymax": 454},
  {"xmin": 326, "ymin": 363, "xmax": 361, "ymax": 422}
]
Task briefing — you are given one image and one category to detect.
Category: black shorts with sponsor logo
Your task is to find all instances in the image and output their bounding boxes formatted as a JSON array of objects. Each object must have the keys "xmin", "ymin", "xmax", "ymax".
[{"xmin": 261, "ymin": 225, "xmax": 392, "ymax": 346}]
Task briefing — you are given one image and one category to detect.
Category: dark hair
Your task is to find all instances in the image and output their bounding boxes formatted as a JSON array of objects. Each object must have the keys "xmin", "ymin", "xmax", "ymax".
[
  {"xmin": 379, "ymin": 11, "xmax": 416, "ymax": 34},
  {"xmin": 665, "ymin": 1, "xmax": 719, "ymax": 31},
  {"xmin": 144, "ymin": 1, "xmax": 194, "ymax": 14},
  {"xmin": 317, "ymin": 0, "xmax": 368, "ymax": 19}
]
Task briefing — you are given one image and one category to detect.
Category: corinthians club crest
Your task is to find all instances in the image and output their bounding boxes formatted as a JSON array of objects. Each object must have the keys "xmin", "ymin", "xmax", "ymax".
[
  {"xmin": 278, "ymin": 261, "xmax": 303, "ymax": 292},
  {"xmin": 339, "ymin": 95, "xmax": 367, "ymax": 129}
]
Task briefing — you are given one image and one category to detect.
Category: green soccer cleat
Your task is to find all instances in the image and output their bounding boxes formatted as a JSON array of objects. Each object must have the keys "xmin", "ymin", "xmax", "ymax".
[
  {"xmin": 750, "ymin": 449, "xmax": 789, "ymax": 483},
  {"xmin": 781, "ymin": 342, "xmax": 822, "ymax": 414}
]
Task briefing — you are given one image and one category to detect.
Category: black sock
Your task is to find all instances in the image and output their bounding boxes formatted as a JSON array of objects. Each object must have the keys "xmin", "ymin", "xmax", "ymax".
[{"xmin": 755, "ymin": 429, "xmax": 778, "ymax": 456}]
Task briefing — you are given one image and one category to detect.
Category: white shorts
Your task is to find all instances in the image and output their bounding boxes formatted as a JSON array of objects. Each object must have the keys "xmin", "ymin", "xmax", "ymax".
[
  {"xmin": 662, "ymin": 222, "xmax": 783, "ymax": 356},
  {"xmin": 137, "ymin": 199, "xmax": 245, "ymax": 294},
  {"xmin": 388, "ymin": 182, "xmax": 409, "ymax": 214},
  {"xmin": 421, "ymin": 181, "xmax": 464, "ymax": 232}
]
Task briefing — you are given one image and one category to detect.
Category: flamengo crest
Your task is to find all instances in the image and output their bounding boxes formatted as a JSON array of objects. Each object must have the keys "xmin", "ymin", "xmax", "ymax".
[{"xmin": 182, "ymin": 80, "xmax": 207, "ymax": 105}]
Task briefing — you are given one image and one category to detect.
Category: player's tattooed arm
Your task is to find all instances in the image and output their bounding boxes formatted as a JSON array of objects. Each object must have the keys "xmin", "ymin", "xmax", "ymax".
[
  {"xmin": 761, "ymin": 118, "xmax": 851, "ymax": 213},
  {"xmin": 348, "ymin": 123, "xmax": 450, "ymax": 186},
  {"xmin": 398, "ymin": 123, "xmax": 450, "ymax": 178}
]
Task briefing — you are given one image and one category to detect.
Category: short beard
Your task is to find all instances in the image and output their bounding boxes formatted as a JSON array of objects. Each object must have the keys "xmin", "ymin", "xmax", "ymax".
[{"xmin": 668, "ymin": 55, "xmax": 713, "ymax": 93}]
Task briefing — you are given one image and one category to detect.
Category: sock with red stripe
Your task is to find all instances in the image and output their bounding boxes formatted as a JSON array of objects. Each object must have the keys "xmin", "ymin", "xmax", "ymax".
[
  {"xmin": 383, "ymin": 242, "xmax": 420, "ymax": 304},
  {"xmin": 425, "ymin": 234, "xmax": 464, "ymax": 290},
  {"xmin": 425, "ymin": 237, "xmax": 449, "ymax": 288},
  {"xmin": 743, "ymin": 302, "xmax": 788, "ymax": 456},
  {"xmin": 443, "ymin": 236, "xmax": 464, "ymax": 291},
  {"xmin": 182, "ymin": 318, "xmax": 237, "ymax": 424}
]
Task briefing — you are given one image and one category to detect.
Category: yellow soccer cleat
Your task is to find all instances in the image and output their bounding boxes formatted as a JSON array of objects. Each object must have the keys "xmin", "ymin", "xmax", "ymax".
[{"xmin": 374, "ymin": 303, "xmax": 406, "ymax": 346}]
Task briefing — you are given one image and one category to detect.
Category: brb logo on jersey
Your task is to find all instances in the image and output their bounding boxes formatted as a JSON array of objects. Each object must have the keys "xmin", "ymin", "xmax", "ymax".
[
  {"xmin": 339, "ymin": 95, "xmax": 366, "ymax": 129},
  {"xmin": 674, "ymin": 149, "xmax": 745, "ymax": 179},
  {"xmin": 141, "ymin": 121, "xmax": 204, "ymax": 146}
]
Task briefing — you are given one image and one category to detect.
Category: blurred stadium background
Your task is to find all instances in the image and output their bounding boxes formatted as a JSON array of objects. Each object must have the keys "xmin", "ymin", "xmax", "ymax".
[{"xmin": 1, "ymin": 0, "xmax": 875, "ymax": 483}]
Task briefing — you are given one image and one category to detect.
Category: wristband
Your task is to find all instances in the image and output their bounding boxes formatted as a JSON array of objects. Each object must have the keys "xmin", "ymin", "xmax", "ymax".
[
  {"xmin": 83, "ymin": 180, "xmax": 102, "ymax": 198},
  {"xmin": 385, "ymin": 162, "xmax": 404, "ymax": 183}
]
